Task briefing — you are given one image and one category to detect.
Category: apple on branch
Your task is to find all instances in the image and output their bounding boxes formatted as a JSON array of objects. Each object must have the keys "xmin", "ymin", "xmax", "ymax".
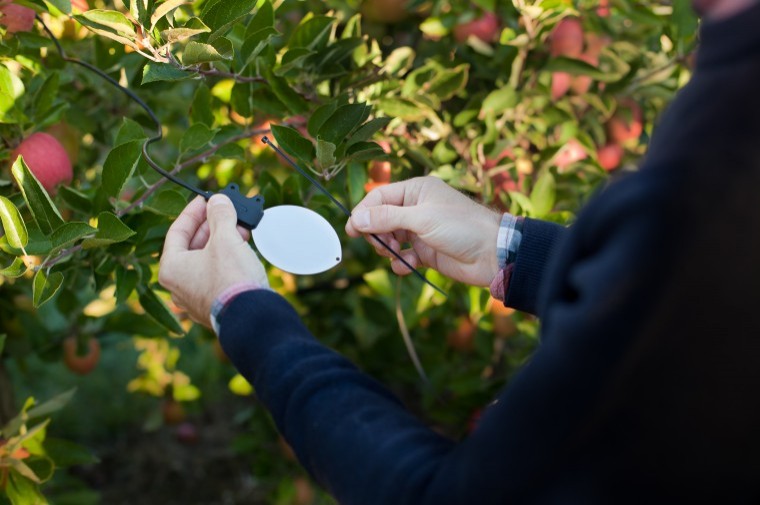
[
  {"xmin": 11, "ymin": 132, "xmax": 74, "ymax": 194},
  {"xmin": 0, "ymin": 1, "xmax": 35, "ymax": 34}
]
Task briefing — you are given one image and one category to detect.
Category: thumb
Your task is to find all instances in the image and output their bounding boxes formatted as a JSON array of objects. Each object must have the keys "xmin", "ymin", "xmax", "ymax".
[
  {"xmin": 206, "ymin": 194, "xmax": 239, "ymax": 242},
  {"xmin": 350, "ymin": 205, "xmax": 424, "ymax": 235}
]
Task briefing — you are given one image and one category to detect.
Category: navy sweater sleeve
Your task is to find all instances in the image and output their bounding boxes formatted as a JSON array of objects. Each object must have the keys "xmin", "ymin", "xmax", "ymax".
[
  {"xmin": 504, "ymin": 218, "xmax": 566, "ymax": 315},
  {"xmin": 216, "ymin": 173, "xmax": 682, "ymax": 504}
]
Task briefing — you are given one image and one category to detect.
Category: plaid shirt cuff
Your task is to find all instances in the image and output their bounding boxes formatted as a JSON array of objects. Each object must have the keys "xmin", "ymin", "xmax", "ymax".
[
  {"xmin": 490, "ymin": 214, "xmax": 524, "ymax": 301},
  {"xmin": 210, "ymin": 282, "xmax": 267, "ymax": 335}
]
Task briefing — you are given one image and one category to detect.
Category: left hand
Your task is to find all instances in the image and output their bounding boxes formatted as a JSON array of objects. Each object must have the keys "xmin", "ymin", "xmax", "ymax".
[{"xmin": 158, "ymin": 195, "xmax": 268, "ymax": 328}]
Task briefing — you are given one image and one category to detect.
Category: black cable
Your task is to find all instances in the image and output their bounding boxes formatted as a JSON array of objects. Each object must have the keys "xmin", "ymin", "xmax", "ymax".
[{"xmin": 37, "ymin": 15, "xmax": 210, "ymax": 199}]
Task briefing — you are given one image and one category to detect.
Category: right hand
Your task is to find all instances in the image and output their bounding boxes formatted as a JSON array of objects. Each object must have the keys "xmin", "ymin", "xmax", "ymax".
[{"xmin": 345, "ymin": 177, "xmax": 503, "ymax": 287}]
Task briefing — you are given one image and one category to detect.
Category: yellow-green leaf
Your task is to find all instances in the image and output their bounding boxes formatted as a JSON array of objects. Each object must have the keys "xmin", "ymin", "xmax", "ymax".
[{"xmin": 0, "ymin": 196, "xmax": 28, "ymax": 249}]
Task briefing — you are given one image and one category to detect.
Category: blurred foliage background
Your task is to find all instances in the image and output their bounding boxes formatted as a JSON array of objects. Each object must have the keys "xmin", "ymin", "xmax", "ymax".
[{"xmin": 0, "ymin": 0, "xmax": 697, "ymax": 503}]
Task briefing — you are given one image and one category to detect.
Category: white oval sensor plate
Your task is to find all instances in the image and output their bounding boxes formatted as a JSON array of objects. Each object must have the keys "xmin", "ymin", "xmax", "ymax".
[{"xmin": 252, "ymin": 205, "xmax": 342, "ymax": 275}]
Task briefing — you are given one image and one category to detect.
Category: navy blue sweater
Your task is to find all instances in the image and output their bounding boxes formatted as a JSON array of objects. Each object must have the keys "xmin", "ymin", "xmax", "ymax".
[{"xmin": 219, "ymin": 5, "xmax": 760, "ymax": 504}]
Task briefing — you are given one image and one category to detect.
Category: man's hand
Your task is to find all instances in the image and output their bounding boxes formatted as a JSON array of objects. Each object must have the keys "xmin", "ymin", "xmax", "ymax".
[
  {"xmin": 345, "ymin": 176, "xmax": 502, "ymax": 287},
  {"xmin": 159, "ymin": 194, "xmax": 268, "ymax": 328}
]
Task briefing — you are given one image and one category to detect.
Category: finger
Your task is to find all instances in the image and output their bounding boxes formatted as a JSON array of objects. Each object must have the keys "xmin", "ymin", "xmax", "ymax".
[
  {"xmin": 189, "ymin": 221, "xmax": 211, "ymax": 250},
  {"xmin": 350, "ymin": 204, "xmax": 427, "ymax": 237},
  {"xmin": 206, "ymin": 194, "xmax": 241, "ymax": 245},
  {"xmin": 163, "ymin": 196, "xmax": 207, "ymax": 255},
  {"xmin": 346, "ymin": 180, "xmax": 422, "ymax": 237},
  {"xmin": 237, "ymin": 225, "xmax": 251, "ymax": 242},
  {"xmin": 367, "ymin": 233, "xmax": 400, "ymax": 258},
  {"xmin": 390, "ymin": 249, "xmax": 421, "ymax": 276}
]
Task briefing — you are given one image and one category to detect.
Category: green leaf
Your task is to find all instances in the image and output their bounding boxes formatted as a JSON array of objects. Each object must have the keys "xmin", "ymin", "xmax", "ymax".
[
  {"xmin": 427, "ymin": 64, "xmax": 469, "ymax": 101},
  {"xmin": 50, "ymin": 222, "xmax": 96, "ymax": 251},
  {"xmin": 76, "ymin": 9, "xmax": 140, "ymax": 48},
  {"xmin": 6, "ymin": 470, "xmax": 46, "ymax": 505},
  {"xmin": 270, "ymin": 125, "xmax": 314, "ymax": 164},
  {"xmin": 190, "ymin": 84, "xmax": 214, "ymax": 126},
  {"xmin": 228, "ymin": 373, "xmax": 253, "ymax": 396},
  {"xmin": 182, "ymin": 40, "xmax": 232, "ymax": 65},
  {"xmin": 530, "ymin": 170, "xmax": 556, "ymax": 218},
  {"xmin": 0, "ymin": 257, "xmax": 26, "ymax": 278},
  {"xmin": 100, "ymin": 140, "xmax": 142, "ymax": 200},
  {"xmin": 347, "ymin": 117, "xmax": 391, "ymax": 146},
  {"xmin": 480, "ymin": 86, "xmax": 518, "ymax": 118},
  {"xmin": 81, "ymin": 212, "xmax": 136, "ymax": 249},
  {"xmin": 384, "ymin": 47, "xmax": 415, "ymax": 76},
  {"xmin": 347, "ymin": 162, "xmax": 366, "ymax": 206},
  {"xmin": 316, "ymin": 138, "xmax": 336, "ymax": 170},
  {"xmin": 346, "ymin": 141, "xmax": 385, "ymax": 162},
  {"xmin": 138, "ymin": 286, "xmax": 184, "ymax": 334},
  {"xmin": 0, "ymin": 196, "xmax": 28, "ymax": 249},
  {"xmin": 180, "ymin": 123, "xmax": 216, "ymax": 152},
  {"xmin": 58, "ymin": 186, "xmax": 92, "ymax": 214},
  {"xmin": 114, "ymin": 118, "xmax": 147, "ymax": 146},
  {"xmin": 200, "ymin": 0, "xmax": 258, "ymax": 41},
  {"xmin": 115, "ymin": 265, "xmax": 139, "ymax": 303},
  {"xmin": 11, "ymin": 156, "xmax": 64, "ymax": 235},
  {"xmin": 150, "ymin": 0, "xmax": 189, "ymax": 30},
  {"xmin": 141, "ymin": 63, "xmax": 191, "ymax": 84},
  {"xmin": 32, "ymin": 270, "xmax": 64, "ymax": 307},
  {"xmin": 80, "ymin": 9, "xmax": 135, "ymax": 35},
  {"xmin": 246, "ymin": 0, "xmax": 273, "ymax": 35},
  {"xmin": 544, "ymin": 56, "xmax": 624, "ymax": 83},
  {"xmin": 144, "ymin": 190, "xmax": 186, "ymax": 217},
  {"xmin": 241, "ymin": 26, "xmax": 278, "ymax": 64},
  {"xmin": 0, "ymin": 64, "xmax": 25, "ymax": 123},
  {"xmin": 376, "ymin": 97, "xmax": 426, "ymax": 121},
  {"xmin": 289, "ymin": 15, "xmax": 334, "ymax": 50},
  {"xmin": 44, "ymin": 0, "xmax": 71, "ymax": 14},
  {"xmin": 43, "ymin": 438, "xmax": 99, "ymax": 468},
  {"xmin": 160, "ymin": 17, "xmax": 211, "ymax": 43},
  {"xmin": 26, "ymin": 389, "xmax": 75, "ymax": 419},
  {"xmin": 307, "ymin": 102, "xmax": 338, "ymax": 138},
  {"xmin": 33, "ymin": 72, "xmax": 60, "ymax": 120},
  {"xmin": 0, "ymin": 334, "xmax": 5, "ymax": 355},
  {"xmin": 318, "ymin": 104, "xmax": 367, "ymax": 145},
  {"xmin": 263, "ymin": 67, "xmax": 309, "ymax": 116}
]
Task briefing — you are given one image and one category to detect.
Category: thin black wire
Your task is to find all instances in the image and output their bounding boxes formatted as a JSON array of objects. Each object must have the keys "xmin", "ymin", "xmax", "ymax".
[
  {"xmin": 37, "ymin": 15, "xmax": 210, "ymax": 199},
  {"xmin": 263, "ymin": 137, "xmax": 448, "ymax": 298}
]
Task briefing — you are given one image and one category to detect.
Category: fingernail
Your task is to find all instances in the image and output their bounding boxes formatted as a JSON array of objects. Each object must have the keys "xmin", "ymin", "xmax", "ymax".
[
  {"xmin": 208, "ymin": 195, "xmax": 230, "ymax": 207},
  {"xmin": 352, "ymin": 209, "xmax": 370, "ymax": 229}
]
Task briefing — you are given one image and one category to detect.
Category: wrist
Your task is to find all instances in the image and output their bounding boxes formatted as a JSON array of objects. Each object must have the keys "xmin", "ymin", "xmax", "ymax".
[
  {"xmin": 210, "ymin": 281, "xmax": 268, "ymax": 335},
  {"xmin": 490, "ymin": 213, "xmax": 524, "ymax": 301}
]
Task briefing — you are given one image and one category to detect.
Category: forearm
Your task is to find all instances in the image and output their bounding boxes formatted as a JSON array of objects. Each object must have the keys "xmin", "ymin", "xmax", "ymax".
[{"xmin": 217, "ymin": 290, "xmax": 456, "ymax": 504}]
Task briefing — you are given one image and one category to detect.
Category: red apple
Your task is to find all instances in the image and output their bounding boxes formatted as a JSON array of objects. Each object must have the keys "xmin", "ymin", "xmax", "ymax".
[
  {"xmin": 607, "ymin": 100, "xmax": 643, "ymax": 144},
  {"xmin": 597, "ymin": 143, "xmax": 624, "ymax": 171},
  {"xmin": 447, "ymin": 317, "xmax": 476, "ymax": 352},
  {"xmin": 368, "ymin": 140, "xmax": 391, "ymax": 185},
  {"xmin": 554, "ymin": 139, "xmax": 588, "ymax": 170},
  {"xmin": 70, "ymin": 0, "xmax": 88, "ymax": 12},
  {"xmin": 550, "ymin": 18, "xmax": 584, "ymax": 58},
  {"xmin": 360, "ymin": 0, "xmax": 409, "ymax": 24},
  {"xmin": 597, "ymin": 0, "xmax": 611, "ymax": 17},
  {"xmin": 62, "ymin": 336, "xmax": 101, "ymax": 375},
  {"xmin": 0, "ymin": 2, "xmax": 35, "ymax": 34},
  {"xmin": 551, "ymin": 71, "xmax": 572, "ymax": 100},
  {"xmin": 453, "ymin": 12, "xmax": 500, "ymax": 44},
  {"xmin": 11, "ymin": 132, "xmax": 73, "ymax": 194}
]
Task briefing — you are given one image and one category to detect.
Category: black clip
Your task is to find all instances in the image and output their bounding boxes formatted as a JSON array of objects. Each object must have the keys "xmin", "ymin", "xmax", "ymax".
[{"xmin": 216, "ymin": 184, "xmax": 265, "ymax": 230}]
